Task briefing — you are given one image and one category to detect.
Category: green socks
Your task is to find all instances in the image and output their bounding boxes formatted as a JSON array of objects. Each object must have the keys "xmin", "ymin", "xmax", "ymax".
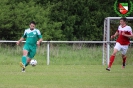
[{"xmin": 22, "ymin": 56, "xmax": 27, "ymax": 66}]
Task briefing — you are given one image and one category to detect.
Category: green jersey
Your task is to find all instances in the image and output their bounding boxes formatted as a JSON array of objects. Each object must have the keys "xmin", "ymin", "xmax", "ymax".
[{"xmin": 23, "ymin": 28, "xmax": 42, "ymax": 45}]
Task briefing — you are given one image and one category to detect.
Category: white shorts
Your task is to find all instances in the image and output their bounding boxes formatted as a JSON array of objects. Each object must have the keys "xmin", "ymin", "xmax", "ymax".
[{"xmin": 114, "ymin": 42, "xmax": 128, "ymax": 55}]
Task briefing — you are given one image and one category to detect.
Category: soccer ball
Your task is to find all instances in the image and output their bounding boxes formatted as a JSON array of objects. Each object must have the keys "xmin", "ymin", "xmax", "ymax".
[{"xmin": 30, "ymin": 59, "xmax": 37, "ymax": 66}]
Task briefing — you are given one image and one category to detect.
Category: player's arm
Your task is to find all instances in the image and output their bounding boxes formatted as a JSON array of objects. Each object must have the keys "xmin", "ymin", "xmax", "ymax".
[
  {"xmin": 36, "ymin": 30, "xmax": 43, "ymax": 46},
  {"xmin": 122, "ymin": 32, "xmax": 133, "ymax": 38},
  {"xmin": 16, "ymin": 37, "xmax": 25, "ymax": 45},
  {"xmin": 111, "ymin": 31, "xmax": 119, "ymax": 39},
  {"xmin": 37, "ymin": 38, "xmax": 43, "ymax": 46},
  {"xmin": 16, "ymin": 30, "xmax": 26, "ymax": 45},
  {"xmin": 122, "ymin": 27, "xmax": 133, "ymax": 38}
]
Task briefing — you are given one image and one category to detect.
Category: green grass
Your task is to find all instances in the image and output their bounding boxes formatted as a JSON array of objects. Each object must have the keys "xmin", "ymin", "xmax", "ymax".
[
  {"xmin": 0, "ymin": 44, "xmax": 133, "ymax": 88},
  {"xmin": 49, "ymin": 45, "xmax": 102, "ymax": 65},
  {"xmin": 0, "ymin": 65, "xmax": 133, "ymax": 88},
  {"xmin": 0, "ymin": 43, "xmax": 133, "ymax": 65},
  {"xmin": 0, "ymin": 43, "xmax": 103, "ymax": 65}
]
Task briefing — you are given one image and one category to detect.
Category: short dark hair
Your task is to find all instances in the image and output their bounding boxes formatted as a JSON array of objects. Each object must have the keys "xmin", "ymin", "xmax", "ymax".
[
  {"xmin": 30, "ymin": 21, "xmax": 36, "ymax": 25},
  {"xmin": 120, "ymin": 17, "xmax": 127, "ymax": 22}
]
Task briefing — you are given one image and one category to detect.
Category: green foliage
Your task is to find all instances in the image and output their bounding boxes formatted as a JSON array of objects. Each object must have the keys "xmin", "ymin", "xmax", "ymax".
[{"xmin": 0, "ymin": 0, "xmax": 132, "ymax": 40}]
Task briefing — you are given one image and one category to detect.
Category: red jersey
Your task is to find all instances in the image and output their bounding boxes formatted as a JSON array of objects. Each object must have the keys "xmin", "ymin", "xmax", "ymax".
[{"xmin": 116, "ymin": 25, "xmax": 132, "ymax": 45}]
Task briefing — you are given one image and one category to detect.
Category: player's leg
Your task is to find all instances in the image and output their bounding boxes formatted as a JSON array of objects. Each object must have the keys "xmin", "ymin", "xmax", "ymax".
[
  {"xmin": 20, "ymin": 50, "xmax": 28, "ymax": 68},
  {"xmin": 109, "ymin": 48, "xmax": 118, "ymax": 67},
  {"xmin": 22, "ymin": 50, "xmax": 28, "ymax": 65},
  {"xmin": 106, "ymin": 42, "xmax": 121, "ymax": 71},
  {"xmin": 121, "ymin": 45, "xmax": 128, "ymax": 68},
  {"xmin": 20, "ymin": 44, "xmax": 29, "ymax": 72},
  {"xmin": 25, "ymin": 46, "xmax": 36, "ymax": 67},
  {"xmin": 122, "ymin": 55, "xmax": 126, "ymax": 68},
  {"xmin": 25, "ymin": 58, "xmax": 31, "ymax": 67}
]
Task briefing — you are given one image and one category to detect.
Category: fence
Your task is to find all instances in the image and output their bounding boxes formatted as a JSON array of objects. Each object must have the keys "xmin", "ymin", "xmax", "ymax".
[{"xmin": 0, "ymin": 41, "xmax": 107, "ymax": 65}]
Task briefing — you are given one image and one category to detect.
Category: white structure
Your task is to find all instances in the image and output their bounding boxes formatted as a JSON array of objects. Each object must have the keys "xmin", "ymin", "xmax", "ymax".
[
  {"xmin": 45, "ymin": 41, "xmax": 105, "ymax": 65},
  {"xmin": 103, "ymin": 17, "xmax": 133, "ymax": 65},
  {"xmin": 0, "ymin": 41, "xmax": 105, "ymax": 65},
  {"xmin": 1, "ymin": 17, "xmax": 133, "ymax": 65}
]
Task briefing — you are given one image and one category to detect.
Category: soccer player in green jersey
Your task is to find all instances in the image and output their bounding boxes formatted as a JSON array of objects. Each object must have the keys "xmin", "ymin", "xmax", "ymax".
[{"xmin": 16, "ymin": 21, "xmax": 43, "ymax": 72}]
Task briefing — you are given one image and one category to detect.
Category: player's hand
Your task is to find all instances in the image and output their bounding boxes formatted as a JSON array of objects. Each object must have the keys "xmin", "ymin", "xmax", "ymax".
[
  {"xmin": 111, "ymin": 35, "xmax": 115, "ymax": 39},
  {"xmin": 16, "ymin": 41, "xmax": 20, "ymax": 45},
  {"xmin": 37, "ymin": 41, "xmax": 40, "ymax": 47},
  {"xmin": 122, "ymin": 31, "xmax": 126, "ymax": 36}
]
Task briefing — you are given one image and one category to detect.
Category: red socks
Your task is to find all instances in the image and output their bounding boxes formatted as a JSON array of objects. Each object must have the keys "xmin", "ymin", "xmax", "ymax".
[
  {"xmin": 108, "ymin": 55, "xmax": 115, "ymax": 68},
  {"xmin": 108, "ymin": 55, "xmax": 127, "ymax": 68},
  {"xmin": 108, "ymin": 55, "xmax": 126, "ymax": 68}
]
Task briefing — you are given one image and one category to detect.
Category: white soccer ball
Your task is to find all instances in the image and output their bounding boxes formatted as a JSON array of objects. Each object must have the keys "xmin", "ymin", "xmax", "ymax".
[{"xmin": 30, "ymin": 59, "xmax": 37, "ymax": 66}]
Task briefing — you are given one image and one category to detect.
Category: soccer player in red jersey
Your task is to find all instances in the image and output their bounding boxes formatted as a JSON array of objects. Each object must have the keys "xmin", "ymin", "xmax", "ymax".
[{"xmin": 106, "ymin": 17, "xmax": 132, "ymax": 71}]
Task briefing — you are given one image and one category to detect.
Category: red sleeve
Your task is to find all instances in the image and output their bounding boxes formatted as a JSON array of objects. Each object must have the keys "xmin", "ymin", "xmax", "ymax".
[{"xmin": 125, "ymin": 31, "xmax": 132, "ymax": 35}]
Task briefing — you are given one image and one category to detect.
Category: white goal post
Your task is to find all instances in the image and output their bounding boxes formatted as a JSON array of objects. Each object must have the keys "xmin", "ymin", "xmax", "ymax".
[{"xmin": 103, "ymin": 17, "xmax": 133, "ymax": 65}]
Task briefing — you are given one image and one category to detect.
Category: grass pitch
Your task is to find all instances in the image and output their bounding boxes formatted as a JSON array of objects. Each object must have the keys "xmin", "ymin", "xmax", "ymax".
[
  {"xmin": 0, "ymin": 65, "xmax": 133, "ymax": 88},
  {"xmin": 0, "ymin": 44, "xmax": 133, "ymax": 88}
]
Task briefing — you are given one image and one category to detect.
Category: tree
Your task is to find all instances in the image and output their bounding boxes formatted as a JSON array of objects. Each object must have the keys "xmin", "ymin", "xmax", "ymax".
[{"xmin": 0, "ymin": 0, "xmax": 132, "ymax": 41}]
